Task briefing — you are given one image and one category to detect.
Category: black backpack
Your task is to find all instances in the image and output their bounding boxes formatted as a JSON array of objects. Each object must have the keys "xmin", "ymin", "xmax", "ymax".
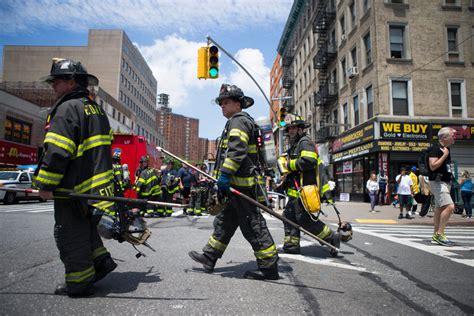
[{"xmin": 418, "ymin": 146, "xmax": 433, "ymax": 177}]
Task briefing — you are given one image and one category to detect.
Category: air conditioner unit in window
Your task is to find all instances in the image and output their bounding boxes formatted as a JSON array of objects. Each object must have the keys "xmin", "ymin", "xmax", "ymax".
[
  {"xmin": 341, "ymin": 34, "xmax": 347, "ymax": 42},
  {"xmin": 347, "ymin": 66, "xmax": 359, "ymax": 78}
]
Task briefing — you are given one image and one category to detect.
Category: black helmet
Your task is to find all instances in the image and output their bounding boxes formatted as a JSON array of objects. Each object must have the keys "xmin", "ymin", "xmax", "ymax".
[
  {"xmin": 284, "ymin": 113, "xmax": 311, "ymax": 130},
  {"xmin": 140, "ymin": 155, "xmax": 150, "ymax": 163},
  {"xmin": 338, "ymin": 222, "xmax": 353, "ymax": 242},
  {"xmin": 112, "ymin": 152, "xmax": 121, "ymax": 162},
  {"xmin": 215, "ymin": 84, "xmax": 254, "ymax": 109},
  {"xmin": 40, "ymin": 58, "xmax": 99, "ymax": 86}
]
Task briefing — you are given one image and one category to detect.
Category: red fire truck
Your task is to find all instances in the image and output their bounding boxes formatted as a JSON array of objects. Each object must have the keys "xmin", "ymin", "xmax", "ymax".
[{"xmin": 111, "ymin": 134, "xmax": 163, "ymax": 198}]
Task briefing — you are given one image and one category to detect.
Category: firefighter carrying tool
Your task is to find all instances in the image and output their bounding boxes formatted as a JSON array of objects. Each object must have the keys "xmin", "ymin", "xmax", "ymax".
[
  {"xmin": 161, "ymin": 160, "xmax": 180, "ymax": 217},
  {"xmin": 277, "ymin": 113, "xmax": 341, "ymax": 257},
  {"xmin": 134, "ymin": 155, "xmax": 163, "ymax": 217}
]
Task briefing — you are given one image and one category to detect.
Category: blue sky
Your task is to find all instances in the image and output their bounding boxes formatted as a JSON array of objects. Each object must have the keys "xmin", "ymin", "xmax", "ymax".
[{"xmin": 0, "ymin": 0, "xmax": 293, "ymax": 139}]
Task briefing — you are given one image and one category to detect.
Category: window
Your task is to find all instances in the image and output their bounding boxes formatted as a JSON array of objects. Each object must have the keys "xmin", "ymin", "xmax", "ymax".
[
  {"xmin": 390, "ymin": 25, "xmax": 405, "ymax": 58},
  {"xmin": 444, "ymin": 0, "xmax": 460, "ymax": 5},
  {"xmin": 340, "ymin": 15, "xmax": 346, "ymax": 39},
  {"xmin": 333, "ymin": 109, "xmax": 338, "ymax": 125},
  {"xmin": 4, "ymin": 117, "xmax": 32, "ymax": 144},
  {"xmin": 363, "ymin": 32, "xmax": 372, "ymax": 65},
  {"xmin": 351, "ymin": 46, "xmax": 357, "ymax": 68},
  {"xmin": 343, "ymin": 103, "xmax": 349, "ymax": 129},
  {"xmin": 447, "ymin": 27, "xmax": 458, "ymax": 52},
  {"xmin": 341, "ymin": 58, "xmax": 347, "ymax": 86},
  {"xmin": 349, "ymin": 0, "xmax": 357, "ymax": 29},
  {"xmin": 363, "ymin": 0, "xmax": 371, "ymax": 13},
  {"xmin": 391, "ymin": 81, "xmax": 409, "ymax": 115},
  {"xmin": 366, "ymin": 85, "xmax": 373, "ymax": 118},
  {"xmin": 353, "ymin": 95, "xmax": 359, "ymax": 125},
  {"xmin": 448, "ymin": 80, "xmax": 466, "ymax": 118}
]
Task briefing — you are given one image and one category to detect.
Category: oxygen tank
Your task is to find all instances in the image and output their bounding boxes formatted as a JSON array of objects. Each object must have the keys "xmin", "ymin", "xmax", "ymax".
[{"xmin": 255, "ymin": 117, "xmax": 277, "ymax": 168}]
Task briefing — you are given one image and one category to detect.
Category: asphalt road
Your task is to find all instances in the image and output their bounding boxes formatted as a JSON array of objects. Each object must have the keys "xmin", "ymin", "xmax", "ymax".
[{"xmin": 0, "ymin": 201, "xmax": 473, "ymax": 315}]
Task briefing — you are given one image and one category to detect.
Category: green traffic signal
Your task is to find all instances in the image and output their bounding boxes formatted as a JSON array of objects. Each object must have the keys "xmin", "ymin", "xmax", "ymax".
[
  {"xmin": 280, "ymin": 121, "xmax": 286, "ymax": 127},
  {"xmin": 208, "ymin": 45, "xmax": 219, "ymax": 79},
  {"xmin": 209, "ymin": 67, "xmax": 218, "ymax": 78}
]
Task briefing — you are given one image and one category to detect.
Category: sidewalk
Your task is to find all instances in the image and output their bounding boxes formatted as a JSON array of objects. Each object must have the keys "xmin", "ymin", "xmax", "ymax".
[{"xmin": 275, "ymin": 202, "xmax": 474, "ymax": 226}]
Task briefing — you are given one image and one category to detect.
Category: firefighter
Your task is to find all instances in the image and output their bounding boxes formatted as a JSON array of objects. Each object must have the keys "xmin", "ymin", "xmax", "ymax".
[
  {"xmin": 188, "ymin": 164, "xmax": 209, "ymax": 216},
  {"xmin": 189, "ymin": 84, "xmax": 279, "ymax": 280},
  {"xmin": 161, "ymin": 160, "xmax": 179, "ymax": 216},
  {"xmin": 135, "ymin": 156, "xmax": 163, "ymax": 217},
  {"xmin": 35, "ymin": 58, "xmax": 117, "ymax": 297},
  {"xmin": 112, "ymin": 152, "xmax": 126, "ymax": 198},
  {"xmin": 279, "ymin": 114, "xmax": 340, "ymax": 256}
]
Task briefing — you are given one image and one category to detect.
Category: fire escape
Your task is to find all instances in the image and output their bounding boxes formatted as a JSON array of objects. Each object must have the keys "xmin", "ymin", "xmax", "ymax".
[
  {"xmin": 313, "ymin": 0, "xmax": 338, "ymax": 143},
  {"xmin": 281, "ymin": 48, "xmax": 295, "ymax": 111}
]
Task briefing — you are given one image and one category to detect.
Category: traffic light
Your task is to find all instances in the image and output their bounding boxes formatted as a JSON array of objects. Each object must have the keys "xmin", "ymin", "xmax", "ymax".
[
  {"xmin": 208, "ymin": 45, "xmax": 219, "ymax": 79},
  {"xmin": 278, "ymin": 108, "xmax": 287, "ymax": 127},
  {"xmin": 197, "ymin": 47, "xmax": 208, "ymax": 79}
]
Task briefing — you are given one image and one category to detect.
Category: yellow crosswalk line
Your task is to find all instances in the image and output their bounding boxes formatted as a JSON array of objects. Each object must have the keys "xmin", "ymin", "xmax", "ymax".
[{"xmin": 355, "ymin": 219, "xmax": 398, "ymax": 224}]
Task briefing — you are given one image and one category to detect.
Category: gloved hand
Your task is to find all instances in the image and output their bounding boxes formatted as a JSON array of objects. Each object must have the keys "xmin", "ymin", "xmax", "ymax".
[{"xmin": 216, "ymin": 174, "xmax": 231, "ymax": 192}]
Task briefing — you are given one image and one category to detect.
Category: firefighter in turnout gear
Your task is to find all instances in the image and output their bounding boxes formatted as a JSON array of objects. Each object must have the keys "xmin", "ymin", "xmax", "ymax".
[
  {"xmin": 135, "ymin": 156, "xmax": 163, "ymax": 217},
  {"xmin": 279, "ymin": 114, "xmax": 340, "ymax": 257},
  {"xmin": 161, "ymin": 160, "xmax": 179, "ymax": 217},
  {"xmin": 189, "ymin": 84, "xmax": 279, "ymax": 280},
  {"xmin": 112, "ymin": 152, "xmax": 126, "ymax": 195},
  {"xmin": 188, "ymin": 164, "xmax": 210, "ymax": 216},
  {"xmin": 35, "ymin": 58, "xmax": 117, "ymax": 297}
]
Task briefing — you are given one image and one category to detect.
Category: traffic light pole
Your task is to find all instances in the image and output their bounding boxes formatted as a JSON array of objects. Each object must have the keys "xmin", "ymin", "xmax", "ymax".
[{"xmin": 206, "ymin": 36, "xmax": 277, "ymax": 120}]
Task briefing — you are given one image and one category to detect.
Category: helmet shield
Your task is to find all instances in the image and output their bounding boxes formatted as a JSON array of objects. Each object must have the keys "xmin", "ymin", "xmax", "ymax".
[{"xmin": 40, "ymin": 58, "xmax": 99, "ymax": 86}]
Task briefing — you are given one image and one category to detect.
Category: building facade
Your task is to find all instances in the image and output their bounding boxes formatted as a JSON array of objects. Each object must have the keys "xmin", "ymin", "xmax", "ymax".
[
  {"xmin": 274, "ymin": 0, "xmax": 474, "ymax": 201},
  {"xmin": 157, "ymin": 104, "xmax": 200, "ymax": 162},
  {"xmin": 2, "ymin": 29, "xmax": 164, "ymax": 147}
]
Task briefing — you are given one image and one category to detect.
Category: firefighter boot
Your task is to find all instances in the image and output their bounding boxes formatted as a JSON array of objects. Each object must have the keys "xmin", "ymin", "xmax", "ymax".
[
  {"xmin": 94, "ymin": 257, "xmax": 117, "ymax": 283},
  {"xmin": 54, "ymin": 283, "xmax": 95, "ymax": 297},
  {"xmin": 188, "ymin": 251, "xmax": 216, "ymax": 273},
  {"xmin": 243, "ymin": 265, "xmax": 279, "ymax": 281},
  {"xmin": 329, "ymin": 232, "xmax": 341, "ymax": 258}
]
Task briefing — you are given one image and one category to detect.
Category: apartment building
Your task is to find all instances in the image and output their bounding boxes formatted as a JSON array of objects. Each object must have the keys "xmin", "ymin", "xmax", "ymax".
[
  {"xmin": 275, "ymin": 0, "xmax": 474, "ymax": 201},
  {"xmin": 2, "ymin": 29, "xmax": 164, "ymax": 146}
]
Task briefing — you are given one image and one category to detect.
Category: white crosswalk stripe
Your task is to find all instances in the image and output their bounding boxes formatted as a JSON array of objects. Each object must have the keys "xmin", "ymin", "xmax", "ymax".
[
  {"xmin": 352, "ymin": 224, "xmax": 474, "ymax": 267},
  {"xmin": 0, "ymin": 202, "xmax": 54, "ymax": 213}
]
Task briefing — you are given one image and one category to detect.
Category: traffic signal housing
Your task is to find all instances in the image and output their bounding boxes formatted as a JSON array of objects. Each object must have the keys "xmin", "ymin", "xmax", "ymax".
[
  {"xmin": 197, "ymin": 47, "xmax": 208, "ymax": 79},
  {"xmin": 208, "ymin": 45, "xmax": 219, "ymax": 79},
  {"xmin": 278, "ymin": 108, "xmax": 287, "ymax": 127}
]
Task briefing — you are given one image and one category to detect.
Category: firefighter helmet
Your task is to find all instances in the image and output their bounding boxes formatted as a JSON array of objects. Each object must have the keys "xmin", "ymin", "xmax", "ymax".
[
  {"xmin": 283, "ymin": 113, "xmax": 311, "ymax": 130},
  {"xmin": 140, "ymin": 155, "xmax": 150, "ymax": 163},
  {"xmin": 215, "ymin": 84, "xmax": 254, "ymax": 109},
  {"xmin": 112, "ymin": 152, "xmax": 121, "ymax": 162},
  {"xmin": 338, "ymin": 222, "xmax": 353, "ymax": 242},
  {"xmin": 40, "ymin": 58, "xmax": 99, "ymax": 86}
]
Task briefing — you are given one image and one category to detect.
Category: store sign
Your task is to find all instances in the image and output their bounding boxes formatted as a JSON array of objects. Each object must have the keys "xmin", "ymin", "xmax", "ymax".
[
  {"xmin": 375, "ymin": 141, "xmax": 431, "ymax": 152},
  {"xmin": 333, "ymin": 142, "xmax": 375, "ymax": 162},
  {"xmin": 378, "ymin": 153, "xmax": 388, "ymax": 176},
  {"xmin": 380, "ymin": 122, "xmax": 429, "ymax": 140},
  {"xmin": 0, "ymin": 140, "xmax": 38, "ymax": 165},
  {"xmin": 431, "ymin": 124, "xmax": 474, "ymax": 141},
  {"xmin": 332, "ymin": 123, "xmax": 374, "ymax": 152},
  {"xmin": 343, "ymin": 161, "xmax": 353, "ymax": 174}
]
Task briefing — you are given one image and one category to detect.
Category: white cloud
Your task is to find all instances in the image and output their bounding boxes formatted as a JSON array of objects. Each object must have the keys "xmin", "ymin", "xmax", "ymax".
[
  {"xmin": 137, "ymin": 35, "xmax": 221, "ymax": 108},
  {"xmin": 0, "ymin": 0, "xmax": 293, "ymax": 35}
]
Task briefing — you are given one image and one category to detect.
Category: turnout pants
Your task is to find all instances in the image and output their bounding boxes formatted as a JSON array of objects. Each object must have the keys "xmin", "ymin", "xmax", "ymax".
[
  {"xmin": 202, "ymin": 187, "xmax": 278, "ymax": 270},
  {"xmin": 283, "ymin": 197, "xmax": 333, "ymax": 253},
  {"xmin": 54, "ymin": 199, "xmax": 112, "ymax": 294}
]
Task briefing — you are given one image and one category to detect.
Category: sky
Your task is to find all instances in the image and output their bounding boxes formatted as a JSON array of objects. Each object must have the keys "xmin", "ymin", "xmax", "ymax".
[{"xmin": 0, "ymin": 0, "xmax": 294, "ymax": 140}]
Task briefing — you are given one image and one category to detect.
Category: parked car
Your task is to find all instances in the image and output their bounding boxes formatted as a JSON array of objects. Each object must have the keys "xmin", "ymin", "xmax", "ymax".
[{"xmin": 0, "ymin": 170, "xmax": 46, "ymax": 204}]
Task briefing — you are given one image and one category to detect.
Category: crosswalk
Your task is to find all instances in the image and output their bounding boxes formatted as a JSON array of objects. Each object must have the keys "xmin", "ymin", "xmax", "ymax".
[
  {"xmin": 0, "ymin": 201, "xmax": 54, "ymax": 213},
  {"xmin": 352, "ymin": 224, "xmax": 474, "ymax": 267}
]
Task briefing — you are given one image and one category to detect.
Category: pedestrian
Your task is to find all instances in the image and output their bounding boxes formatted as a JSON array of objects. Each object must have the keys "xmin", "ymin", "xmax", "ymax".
[
  {"xmin": 188, "ymin": 84, "xmax": 279, "ymax": 280},
  {"xmin": 428, "ymin": 127, "xmax": 456, "ymax": 246},
  {"xmin": 35, "ymin": 58, "xmax": 117, "ymax": 297},
  {"xmin": 366, "ymin": 172, "xmax": 379, "ymax": 212},
  {"xmin": 279, "ymin": 113, "xmax": 341, "ymax": 257},
  {"xmin": 396, "ymin": 167, "xmax": 413, "ymax": 219},
  {"xmin": 459, "ymin": 170, "xmax": 472, "ymax": 219},
  {"xmin": 377, "ymin": 171, "xmax": 388, "ymax": 205},
  {"xmin": 408, "ymin": 166, "xmax": 420, "ymax": 216},
  {"xmin": 418, "ymin": 174, "xmax": 432, "ymax": 217}
]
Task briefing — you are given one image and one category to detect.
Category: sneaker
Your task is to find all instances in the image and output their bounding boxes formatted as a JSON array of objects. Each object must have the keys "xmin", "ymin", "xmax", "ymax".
[
  {"xmin": 440, "ymin": 234, "xmax": 455, "ymax": 245},
  {"xmin": 398, "ymin": 213, "xmax": 404, "ymax": 219},
  {"xmin": 405, "ymin": 213, "xmax": 412, "ymax": 219},
  {"xmin": 188, "ymin": 251, "xmax": 216, "ymax": 273},
  {"xmin": 431, "ymin": 234, "xmax": 452, "ymax": 246}
]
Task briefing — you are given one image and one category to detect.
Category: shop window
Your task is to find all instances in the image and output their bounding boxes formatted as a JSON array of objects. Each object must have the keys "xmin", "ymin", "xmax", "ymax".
[{"xmin": 4, "ymin": 117, "xmax": 32, "ymax": 144}]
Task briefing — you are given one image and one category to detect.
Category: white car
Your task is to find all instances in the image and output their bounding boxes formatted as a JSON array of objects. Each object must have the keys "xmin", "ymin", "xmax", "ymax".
[{"xmin": 0, "ymin": 170, "xmax": 46, "ymax": 204}]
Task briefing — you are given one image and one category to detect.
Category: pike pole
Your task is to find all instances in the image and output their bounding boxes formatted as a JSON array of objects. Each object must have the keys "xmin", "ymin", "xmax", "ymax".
[
  {"xmin": 0, "ymin": 187, "xmax": 187, "ymax": 208},
  {"xmin": 157, "ymin": 146, "xmax": 338, "ymax": 252}
]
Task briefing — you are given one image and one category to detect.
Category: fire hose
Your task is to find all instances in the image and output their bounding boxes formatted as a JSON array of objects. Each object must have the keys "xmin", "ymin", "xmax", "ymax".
[{"xmin": 157, "ymin": 146, "xmax": 339, "ymax": 252}]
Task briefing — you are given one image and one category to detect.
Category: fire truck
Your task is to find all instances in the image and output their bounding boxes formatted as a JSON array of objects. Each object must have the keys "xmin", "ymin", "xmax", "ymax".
[{"xmin": 111, "ymin": 134, "xmax": 163, "ymax": 198}]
